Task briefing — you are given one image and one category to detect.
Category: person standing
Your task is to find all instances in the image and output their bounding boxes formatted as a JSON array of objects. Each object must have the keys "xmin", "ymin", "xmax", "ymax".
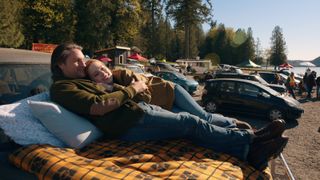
[
  {"xmin": 316, "ymin": 76, "xmax": 320, "ymax": 99},
  {"xmin": 286, "ymin": 72, "xmax": 297, "ymax": 99},
  {"xmin": 306, "ymin": 71, "xmax": 316, "ymax": 99}
]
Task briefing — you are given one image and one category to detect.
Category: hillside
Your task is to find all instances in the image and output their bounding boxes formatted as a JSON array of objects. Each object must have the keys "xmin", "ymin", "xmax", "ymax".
[
  {"xmin": 288, "ymin": 56, "xmax": 320, "ymax": 67},
  {"xmin": 311, "ymin": 57, "xmax": 320, "ymax": 66}
]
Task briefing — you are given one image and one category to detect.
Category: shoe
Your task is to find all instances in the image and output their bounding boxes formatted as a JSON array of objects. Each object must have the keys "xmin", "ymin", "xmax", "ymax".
[
  {"xmin": 235, "ymin": 120, "xmax": 252, "ymax": 129},
  {"xmin": 247, "ymin": 136, "xmax": 289, "ymax": 170},
  {"xmin": 253, "ymin": 119, "xmax": 286, "ymax": 143}
]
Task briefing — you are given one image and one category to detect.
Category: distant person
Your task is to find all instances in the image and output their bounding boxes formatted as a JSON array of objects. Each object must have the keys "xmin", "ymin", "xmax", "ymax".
[
  {"xmin": 286, "ymin": 72, "xmax": 297, "ymax": 99},
  {"xmin": 186, "ymin": 64, "xmax": 192, "ymax": 73},
  {"xmin": 305, "ymin": 71, "xmax": 316, "ymax": 99},
  {"xmin": 274, "ymin": 73, "xmax": 281, "ymax": 85},
  {"xmin": 316, "ymin": 76, "xmax": 320, "ymax": 99}
]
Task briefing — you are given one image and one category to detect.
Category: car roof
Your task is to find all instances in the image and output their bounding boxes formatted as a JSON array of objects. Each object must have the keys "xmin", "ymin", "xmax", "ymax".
[
  {"xmin": 216, "ymin": 73, "xmax": 256, "ymax": 77},
  {"xmin": 258, "ymin": 71, "xmax": 277, "ymax": 74},
  {"xmin": 0, "ymin": 48, "xmax": 51, "ymax": 64},
  {"xmin": 207, "ymin": 78, "xmax": 263, "ymax": 86},
  {"xmin": 156, "ymin": 70, "xmax": 177, "ymax": 74},
  {"xmin": 117, "ymin": 64, "xmax": 139, "ymax": 67}
]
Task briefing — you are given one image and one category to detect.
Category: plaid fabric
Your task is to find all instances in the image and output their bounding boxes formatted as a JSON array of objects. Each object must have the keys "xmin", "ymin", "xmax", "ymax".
[{"xmin": 9, "ymin": 139, "xmax": 272, "ymax": 179}]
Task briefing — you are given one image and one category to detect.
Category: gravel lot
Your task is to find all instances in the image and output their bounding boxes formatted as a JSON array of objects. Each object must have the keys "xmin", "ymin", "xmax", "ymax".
[{"xmin": 192, "ymin": 84, "xmax": 320, "ymax": 180}]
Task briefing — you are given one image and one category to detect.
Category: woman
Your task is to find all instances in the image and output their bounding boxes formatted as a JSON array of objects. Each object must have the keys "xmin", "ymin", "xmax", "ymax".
[{"xmin": 85, "ymin": 59, "xmax": 251, "ymax": 129}]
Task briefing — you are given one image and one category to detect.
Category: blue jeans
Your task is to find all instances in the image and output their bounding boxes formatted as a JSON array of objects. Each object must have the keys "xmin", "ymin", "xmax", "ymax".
[
  {"xmin": 172, "ymin": 84, "xmax": 237, "ymax": 128},
  {"xmin": 120, "ymin": 102, "xmax": 252, "ymax": 160}
]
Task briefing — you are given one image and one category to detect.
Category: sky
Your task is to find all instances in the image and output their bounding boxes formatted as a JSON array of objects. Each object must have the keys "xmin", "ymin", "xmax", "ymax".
[{"xmin": 202, "ymin": 0, "xmax": 320, "ymax": 61}]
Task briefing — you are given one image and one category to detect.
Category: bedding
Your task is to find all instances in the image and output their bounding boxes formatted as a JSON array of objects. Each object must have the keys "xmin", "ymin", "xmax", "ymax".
[
  {"xmin": 28, "ymin": 100, "xmax": 103, "ymax": 149},
  {"xmin": 9, "ymin": 139, "xmax": 272, "ymax": 179},
  {"xmin": 0, "ymin": 93, "xmax": 64, "ymax": 147}
]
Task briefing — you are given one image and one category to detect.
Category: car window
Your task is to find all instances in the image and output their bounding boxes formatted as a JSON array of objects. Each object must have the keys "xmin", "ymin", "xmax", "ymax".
[
  {"xmin": 254, "ymin": 75, "xmax": 268, "ymax": 84},
  {"xmin": 166, "ymin": 73, "xmax": 175, "ymax": 80},
  {"xmin": 238, "ymin": 83, "xmax": 260, "ymax": 97},
  {"xmin": 219, "ymin": 81, "xmax": 235, "ymax": 93},
  {"xmin": 0, "ymin": 64, "xmax": 51, "ymax": 104}
]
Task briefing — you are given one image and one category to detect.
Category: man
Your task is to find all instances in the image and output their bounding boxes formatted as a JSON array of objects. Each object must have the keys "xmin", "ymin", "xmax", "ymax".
[{"xmin": 50, "ymin": 43, "xmax": 288, "ymax": 170}]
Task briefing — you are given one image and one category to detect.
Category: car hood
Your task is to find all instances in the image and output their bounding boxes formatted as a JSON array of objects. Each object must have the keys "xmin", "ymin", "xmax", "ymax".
[
  {"xmin": 184, "ymin": 79, "xmax": 199, "ymax": 86},
  {"xmin": 282, "ymin": 95, "xmax": 301, "ymax": 107}
]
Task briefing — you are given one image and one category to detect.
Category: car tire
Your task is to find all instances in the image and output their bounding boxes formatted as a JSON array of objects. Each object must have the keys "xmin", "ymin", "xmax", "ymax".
[
  {"xmin": 205, "ymin": 101, "xmax": 218, "ymax": 113},
  {"xmin": 268, "ymin": 108, "xmax": 283, "ymax": 121}
]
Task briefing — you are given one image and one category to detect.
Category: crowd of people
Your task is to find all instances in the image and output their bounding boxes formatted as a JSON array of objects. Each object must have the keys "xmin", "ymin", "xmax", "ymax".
[{"xmin": 285, "ymin": 68, "xmax": 320, "ymax": 99}]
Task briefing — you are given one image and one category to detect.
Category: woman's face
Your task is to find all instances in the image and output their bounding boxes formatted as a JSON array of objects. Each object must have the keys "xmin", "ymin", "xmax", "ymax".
[
  {"xmin": 87, "ymin": 61, "xmax": 113, "ymax": 84},
  {"xmin": 58, "ymin": 49, "xmax": 86, "ymax": 79}
]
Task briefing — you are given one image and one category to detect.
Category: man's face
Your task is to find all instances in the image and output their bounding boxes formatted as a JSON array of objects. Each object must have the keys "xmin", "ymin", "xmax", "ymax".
[{"xmin": 58, "ymin": 49, "xmax": 86, "ymax": 78}]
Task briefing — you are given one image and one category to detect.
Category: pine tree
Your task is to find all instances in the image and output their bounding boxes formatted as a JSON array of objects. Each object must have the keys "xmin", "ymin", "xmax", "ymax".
[
  {"xmin": 269, "ymin": 26, "xmax": 287, "ymax": 66},
  {"xmin": 166, "ymin": 0, "xmax": 212, "ymax": 59},
  {"xmin": 21, "ymin": 0, "xmax": 76, "ymax": 48},
  {"xmin": 0, "ymin": 0, "xmax": 24, "ymax": 48}
]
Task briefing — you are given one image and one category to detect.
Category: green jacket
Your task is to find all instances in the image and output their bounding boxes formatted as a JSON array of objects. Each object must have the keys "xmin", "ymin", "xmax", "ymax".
[{"xmin": 50, "ymin": 77, "xmax": 144, "ymax": 138}]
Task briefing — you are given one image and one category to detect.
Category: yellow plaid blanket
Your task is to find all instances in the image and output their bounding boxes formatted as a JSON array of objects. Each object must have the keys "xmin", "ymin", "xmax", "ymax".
[{"xmin": 9, "ymin": 139, "xmax": 271, "ymax": 179}]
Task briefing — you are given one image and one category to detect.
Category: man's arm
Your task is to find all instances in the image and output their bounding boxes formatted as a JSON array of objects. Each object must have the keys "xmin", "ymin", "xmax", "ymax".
[{"xmin": 50, "ymin": 80, "xmax": 147, "ymax": 116}]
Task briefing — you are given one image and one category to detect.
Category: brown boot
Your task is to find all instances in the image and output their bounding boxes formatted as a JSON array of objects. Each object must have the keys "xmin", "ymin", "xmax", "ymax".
[
  {"xmin": 247, "ymin": 136, "xmax": 289, "ymax": 170},
  {"xmin": 253, "ymin": 119, "xmax": 286, "ymax": 143}
]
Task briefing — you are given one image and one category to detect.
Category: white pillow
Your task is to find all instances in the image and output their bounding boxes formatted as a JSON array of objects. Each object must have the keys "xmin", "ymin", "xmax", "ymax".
[
  {"xmin": 0, "ymin": 92, "xmax": 65, "ymax": 147},
  {"xmin": 28, "ymin": 100, "xmax": 103, "ymax": 149}
]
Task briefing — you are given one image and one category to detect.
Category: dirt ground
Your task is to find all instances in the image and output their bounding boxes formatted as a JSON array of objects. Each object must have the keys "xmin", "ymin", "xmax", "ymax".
[{"xmin": 192, "ymin": 86, "xmax": 320, "ymax": 180}]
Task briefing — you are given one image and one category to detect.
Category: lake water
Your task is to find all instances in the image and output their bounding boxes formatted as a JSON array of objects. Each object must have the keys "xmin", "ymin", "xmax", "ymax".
[
  {"xmin": 261, "ymin": 67, "xmax": 320, "ymax": 76},
  {"xmin": 290, "ymin": 67, "xmax": 320, "ymax": 76}
]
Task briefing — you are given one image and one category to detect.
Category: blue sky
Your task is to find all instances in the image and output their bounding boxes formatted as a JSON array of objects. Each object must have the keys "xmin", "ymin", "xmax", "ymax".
[{"xmin": 203, "ymin": 0, "xmax": 320, "ymax": 60}]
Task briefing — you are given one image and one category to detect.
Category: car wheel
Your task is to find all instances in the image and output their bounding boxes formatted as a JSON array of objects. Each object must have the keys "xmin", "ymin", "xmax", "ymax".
[
  {"xmin": 268, "ymin": 108, "xmax": 283, "ymax": 121},
  {"xmin": 205, "ymin": 101, "xmax": 217, "ymax": 113}
]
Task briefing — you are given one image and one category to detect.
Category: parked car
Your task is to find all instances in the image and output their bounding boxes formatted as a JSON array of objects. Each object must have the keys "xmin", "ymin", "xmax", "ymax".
[
  {"xmin": 115, "ymin": 64, "xmax": 153, "ymax": 77},
  {"xmin": 216, "ymin": 64, "xmax": 243, "ymax": 74},
  {"xmin": 153, "ymin": 71, "xmax": 199, "ymax": 94},
  {"xmin": 0, "ymin": 48, "xmax": 52, "ymax": 179},
  {"xmin": 214, "ymin": 73, "xmax": 287, "ymax": 94},
  {"xmin": 154, "ymin": 62, "xmax": 180, "ymax": 72},
  {"xmin": 278, "ymin": 69, "xmax": 303, "ymax": 82},
  {"xmin": 258, "ymin": 71, "xmax": 299, "ymax": 85},
  {"xmin": 202, "ymin": 78, "xmax": 304, "ymax": 121},
  {"xmin": 0, "ymin": 48, "xmax": 52, "ymax": 105}
]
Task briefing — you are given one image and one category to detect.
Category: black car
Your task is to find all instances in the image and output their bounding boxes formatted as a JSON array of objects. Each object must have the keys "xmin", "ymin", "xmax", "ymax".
[
  {"xmin": 214, "ymin": 73, "xmax": 287, "ymax": 94},
  {"xmin": 202, "ymin": 78, "xmax": 304, "ymax": 121}
]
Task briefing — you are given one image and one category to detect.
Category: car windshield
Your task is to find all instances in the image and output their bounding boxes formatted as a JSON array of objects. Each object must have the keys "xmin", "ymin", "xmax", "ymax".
[
  {"xmin": 0, "ymin": 64, "xmax": 51, "ymax": 105},
  {"xmin": 256, "ymin": 82, "xmax": 280, "ymax": 96},
  {"xmin": 255, "ymin": 75, "xmax": 268, "ymax": 84},
  {"xmin": 173, "ymin": 72, "xmax": 186, "ymax": 79},
  {"xmin": 127, "ymin": 66, "xmax": 144, "ymax": 74}
]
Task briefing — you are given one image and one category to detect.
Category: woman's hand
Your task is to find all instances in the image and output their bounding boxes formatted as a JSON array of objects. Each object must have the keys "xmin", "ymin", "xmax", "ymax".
[{"xmin": 131, "ymin": 79, "xmax": 148, "ymax": 93}]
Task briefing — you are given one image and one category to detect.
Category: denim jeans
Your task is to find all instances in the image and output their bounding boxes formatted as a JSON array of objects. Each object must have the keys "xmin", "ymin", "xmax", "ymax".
[
  {"xmin": 172, "ymin": 84, "xmax": 237, "ymax": 128},
  {"xmin": 120, "ymin": 102, "xmax": 252, "ymax": 160}
]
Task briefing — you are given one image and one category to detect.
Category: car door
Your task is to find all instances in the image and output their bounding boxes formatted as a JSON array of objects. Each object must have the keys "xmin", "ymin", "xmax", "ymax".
[
  {"xmin": 237, "ymin": 82, "xmax": 272, "ymax": 115},
  {"xmin": 217, "ymin": 81, "xmax": 243, "ymax": 112}
]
